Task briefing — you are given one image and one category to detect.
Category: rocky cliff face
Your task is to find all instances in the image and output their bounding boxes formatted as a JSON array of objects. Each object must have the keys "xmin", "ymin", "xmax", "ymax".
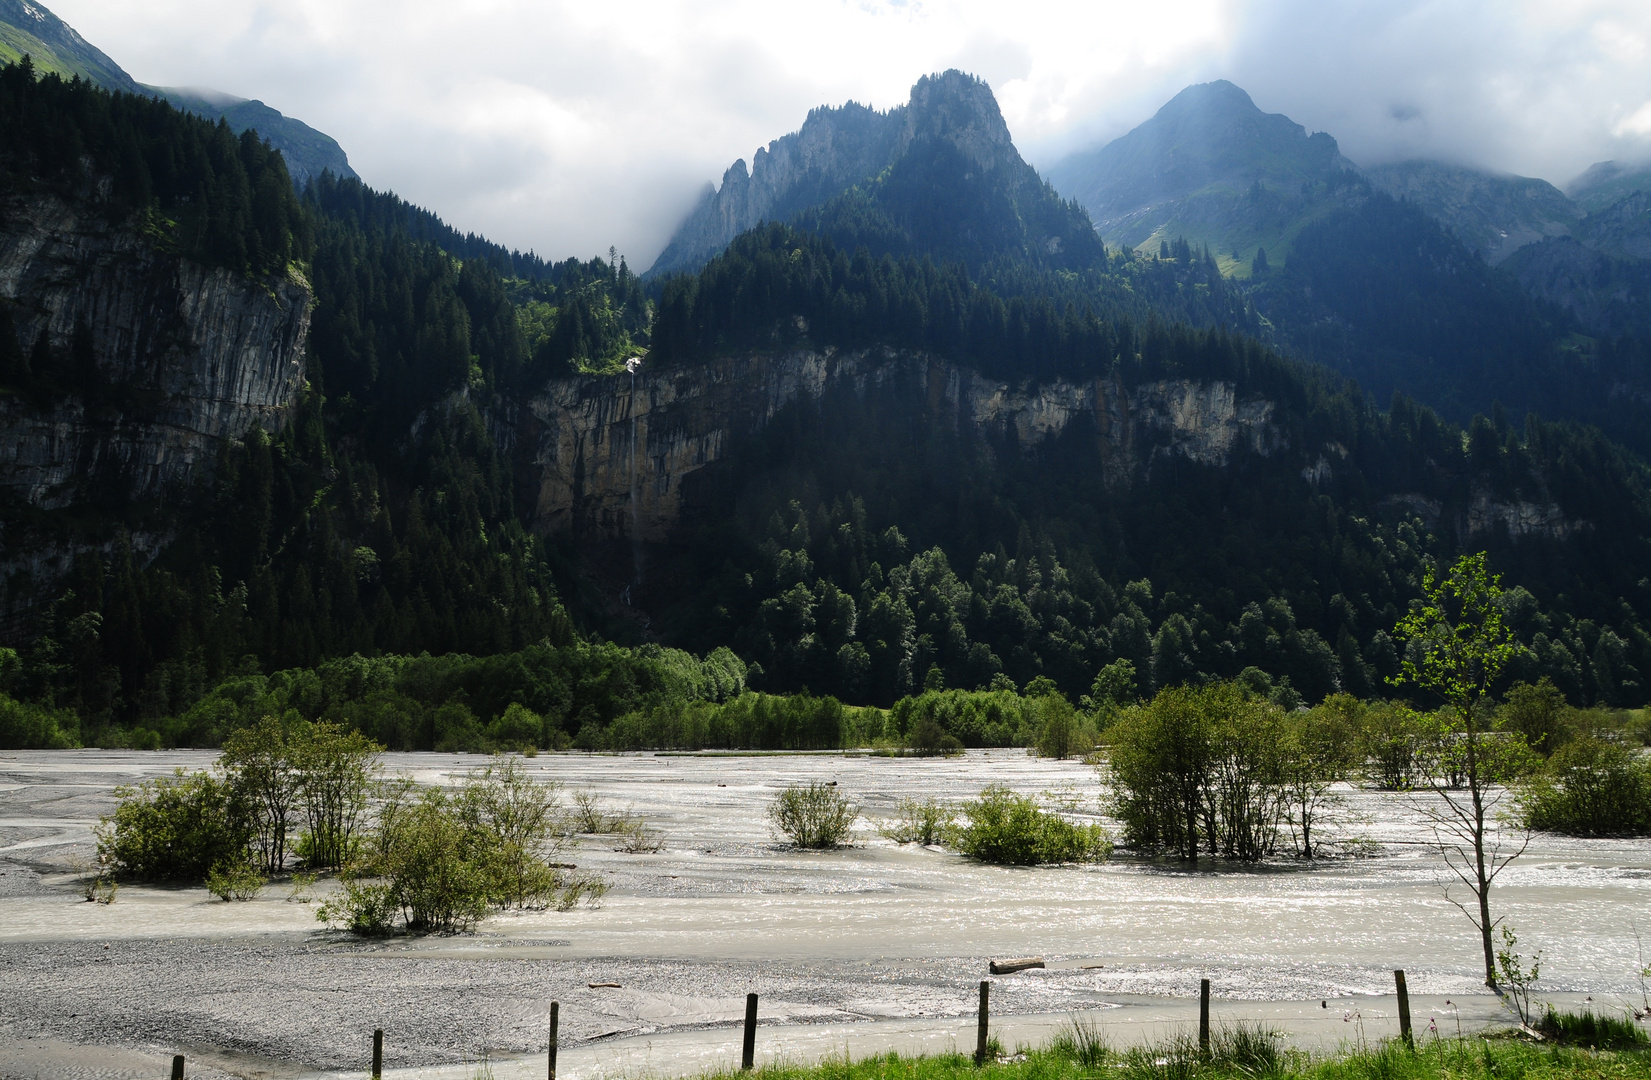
[
  {"xmin": 647, "ymin": 70, "xmax": 1020, "ymax": 278},
  {"xmin": 524, "ymin": 349, "xmax": 1281, "ymax": 544},
  {"xmin": 0, "ymin": 190, "xmax": 312, "ymax": 511}
]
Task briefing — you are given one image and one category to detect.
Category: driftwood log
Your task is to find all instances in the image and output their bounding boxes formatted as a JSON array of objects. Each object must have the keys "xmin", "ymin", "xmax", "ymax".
[{"xmin": 988, "ymin": 957, "xmax": 1045, "ymax": 974}]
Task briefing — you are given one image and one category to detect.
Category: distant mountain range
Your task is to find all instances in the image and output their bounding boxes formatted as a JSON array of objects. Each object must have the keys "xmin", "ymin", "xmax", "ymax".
[
  {"xmin": 649, "ymin": 75, "xmax": 1651, "ymax": 455},
  {"xmin": 0, "ymin": 0, "xmax": 356, "ymax": 186},
  {"xmin": 1041, "ymin": 80, "xmax": 1651, "ymax": 340}
]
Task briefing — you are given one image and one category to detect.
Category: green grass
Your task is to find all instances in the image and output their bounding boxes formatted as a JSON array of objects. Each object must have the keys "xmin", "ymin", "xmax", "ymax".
[
  {"xmin": 1539, "ymin": 1010, "xmax": 1650, "ymax": 1051},
  {"xmin": 701, "ymin": 1028, "xmax": 1651, "ymax": 1080}
]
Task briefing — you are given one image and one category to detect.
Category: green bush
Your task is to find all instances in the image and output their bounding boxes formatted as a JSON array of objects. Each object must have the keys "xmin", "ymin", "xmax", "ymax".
[
  {"xmin": 220, "ymin": 714, "xmax": 301, "ymax": 873},
  {"xmin": 205, "ymin": 856, "xmax": 265, "ymax": 901},
  {"xmin": 1521, "ymin": 735, "xmax": 1651, "ymax": 836},
  {"xmin": 906, "ymin": 716, "xmax": 964, "ymax": 755},
  {"xmin": 886, "ymin": 689, "xmax": 1034, "ymax": 748},
  {"xmin": 457, "ymin": 760, "xmax": 583, "ymax": 907},
  {"xmin": 605, "ymin": 692, "xmax": 862, "ymax": 750},
  {"xmin": 954, "ymin": 785, "xmax": 1111, "ymax": 865},
  {"xmin": 1498, "ymin": 678, "xmax": 1571, "ymax": 754},
  {"xmin": 317, "ymin": 877, "xmax": 398, "ymax": 935},
  {"xmin": 292, "ymin": 722, "xmax": 381, "ymax": 869},
  {"xmin": 321, "ymin": 759, "xmax": 602, "ymax": 935},
  {"xmin": 0, "ymin": 692, "xmax": 80, "ymax": 748},
  {"xmin": 878, "ymin": 797, "xmax": 955, "ymax": 845},
  {"xmin": 770, "ymin": 781, "xmax": 859, "ymax": 848},
  {"xmin": 486, "ymin": 702, "xmax": 544, "ymax": 750},
  {"xmin": 1360, "ymin": 702, "xmax": 1434, "ymax": 790},
  {"xmin": 1033, "ymin": 693, "xmax": 1089, "ymax": 759},
  {"xmin": 1108, "ymin": 683, "xmax": 1296, "ymax": 860},
  {"xmin": 97, "ymin": 770, "xmax": 253, "ymax": 881}
]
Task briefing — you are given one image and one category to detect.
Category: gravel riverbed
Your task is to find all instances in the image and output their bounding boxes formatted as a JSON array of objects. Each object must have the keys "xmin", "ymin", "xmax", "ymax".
[{"xmin": 2, "ymin": 749, "xmax": 1647, "ymax": 1078}]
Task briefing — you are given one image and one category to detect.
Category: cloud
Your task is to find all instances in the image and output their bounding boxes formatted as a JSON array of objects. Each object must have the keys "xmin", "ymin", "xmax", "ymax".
[
  {"xmin": 41, "ymin": 0, "xmax": 1651, "ymax": 264},
  {"xmin": 1615, "ymin": 102, "xmax": 1651, "ymax": 139},
  {"xmin": 1207, "ymin": 0, "xmax": 1651, "ymax": 184}
]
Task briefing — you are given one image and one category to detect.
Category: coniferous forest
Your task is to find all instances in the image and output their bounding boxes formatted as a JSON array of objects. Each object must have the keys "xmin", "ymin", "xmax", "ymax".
[{"xmin": 2, "ymin": 61, "xmax": 1650, "ymax": 753}]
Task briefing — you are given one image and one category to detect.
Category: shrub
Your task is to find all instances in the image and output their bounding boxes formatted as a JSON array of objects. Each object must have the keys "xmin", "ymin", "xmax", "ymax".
[
  {"xmin": 1361, "ymin": 702, "xmax": 1433, "ymax": 790},
  {"xmin": 613, "ymin": 816, "xmax": 665, "ymax": 853},
  {"xmin": 221, "ymin": 714, "xmax": 301, "ymax": 873},
  {"xmin": 373, "ymin": 787, "xmax": 492, "ymax": 932},
  {"xmin": 0, "ymin": 692, "xmax": 79, "ymax": 748},
  {"xmin": 770, "ymin": 781, "xmax": 859, "ymax": 848},
  {"xmin": 954, "ymin": 785, "xmax": 1110, "ymax": 865},
  {"xmin": 1498, "ymin": 678, "xmax": 1570, "ymax": 754},
  {"xmin": 1521, "ymin": 735, "xmax": 1651, "ymax": 836},
  {"xmin": 486, "ymin": 702, "xmax": 543, "ymax": 751},
  {"xmin": 1282, "ymin": 697, "xmax": 1361, "ymax": 857},
  {"xmin": 906, "ymin": 716, "xmax": 963, "ymax": 756},
  {"xmin": 317, "ymin": 877, "xmax": 398, "ymax": 935},
  {"xmin": 1108, "ymin": 683, "xmax": 1299, "ymax": 860},
  {"xmin": 321, "ymin": 760, "xmax": 602, "ymax": 935},
  {"xmin": 205, "ymin": 856, "xmax": 266, "ymax": 901},
  {"xmin": 96, "ymin": 770, "xmax": 253, "ymax": 881},
  {"xmin": 570, "ymin": 790, "xmax": 621, "ymax": 834},
  {"xmin": 878, "ymin": 797, "xmax": 955, "ymax": 845},
  {"xmin": 293, "ymin": 722, "xmax": 382, "ymax": 869},
  {"xmin": 457, "ymin": 759, "xmax": 574, "ymax": 907},
  {"xmin": 1033, "ymin": 693, "xmax": 1081, "ymax": 759}
]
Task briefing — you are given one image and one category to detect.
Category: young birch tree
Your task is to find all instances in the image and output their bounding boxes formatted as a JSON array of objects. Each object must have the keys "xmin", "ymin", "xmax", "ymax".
[{"xmin": 1392, "ymin": 552, "xmax": 1532, "ymax": 989}]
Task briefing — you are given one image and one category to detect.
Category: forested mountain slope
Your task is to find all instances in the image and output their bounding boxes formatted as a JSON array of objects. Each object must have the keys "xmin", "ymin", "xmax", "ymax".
[
  {"xmin": 1045, "ymin": 80, "xmax": 1651, "ymax": 454},
  {"xmin": 594, "ymin": 225, "xmax": 1651, "ymax": 709},
  {"xmin": 0, "ymin": 63, "xmax": 1647, "ymax": 752},
  {"xmin": 0, "ymin": 0, "xmax": 357, "ymax": 185}
]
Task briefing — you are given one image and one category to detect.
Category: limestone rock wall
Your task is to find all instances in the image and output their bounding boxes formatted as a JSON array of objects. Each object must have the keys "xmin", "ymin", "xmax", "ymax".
[
  {"xmin": 525, "ymin": 348, "xmax": 1281, "ymax": 544},
  {"xmin": 0, "ymin": 190, "xmax": 312, "ymax": 510}
]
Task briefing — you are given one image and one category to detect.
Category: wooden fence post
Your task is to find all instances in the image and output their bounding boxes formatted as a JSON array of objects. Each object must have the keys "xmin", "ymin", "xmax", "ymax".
[
  {"xmin": 1395, "ymin": 970, "xmax": 1412, "ymax": 1047},
  {"xmin": 549, "ymin": 1001, "xmax": 560, "ymax": 1080},
  {"xmin": 170, "ymin": 1055, "xmax": 184, "ymax": 1080},
  {"xmin": 975, "ymin": 980, "xmax": 990, "ymax": 1065},
  {"xmin": 1199, "ymin": 979, "xmax": 1211, "ymax": 1053},
  {"xmin": 372, "ymin": 1028, "xmax": 383, "ymax": 1079},
  {"xmin": 742, "ymin": 992, "xmax": 758, "ymax": 1070}
]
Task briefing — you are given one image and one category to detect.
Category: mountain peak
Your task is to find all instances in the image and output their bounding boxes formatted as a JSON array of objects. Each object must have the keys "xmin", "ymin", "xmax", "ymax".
[
  {"xmin": 0, "ymin": 0, "xmax": 142, "ymax": 92},
  {"xmin": 901, "ymin": 69, "xmax": 1015, "ymax": 173},
  {"xmin": 651, "ymin": 70, "xmax": 1036, "ymax": 277},
  {"xmin": 1047, "ymin": 79, "xmax": 1350, "ymax": 229}
]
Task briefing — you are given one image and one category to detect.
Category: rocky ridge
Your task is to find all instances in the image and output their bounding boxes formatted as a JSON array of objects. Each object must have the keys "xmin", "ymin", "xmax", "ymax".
[
  {"xmin": 524, "ymin": 348, "xmax": 1281, "ymax": 544},
  {"xmin": 647, "ymin": 71, "xmax": 1022, "ymax": 278}
]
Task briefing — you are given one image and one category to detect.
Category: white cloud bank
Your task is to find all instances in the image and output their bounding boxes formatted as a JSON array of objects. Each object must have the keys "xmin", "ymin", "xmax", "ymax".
[{"xmin": 44, "ymin": 0, "xmax": 1651, "ymax": 265}]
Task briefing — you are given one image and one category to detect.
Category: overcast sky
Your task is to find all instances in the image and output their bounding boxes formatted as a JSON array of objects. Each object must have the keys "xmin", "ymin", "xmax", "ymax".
[{"xmin": 47, "ymin": 0, "xmax": 1651, "ymax": 267}]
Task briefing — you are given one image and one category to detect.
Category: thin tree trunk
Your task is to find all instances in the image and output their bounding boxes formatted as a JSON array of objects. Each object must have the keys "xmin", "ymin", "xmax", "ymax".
[{"xmin": 1466, "ymin": 710, "xmax": 1497, "ymax": 989}]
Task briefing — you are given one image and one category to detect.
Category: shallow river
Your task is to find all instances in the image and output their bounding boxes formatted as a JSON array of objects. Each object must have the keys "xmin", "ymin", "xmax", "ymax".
[{"xmin": 0, "ymin": 748, "xmax": 1646, "ymax": 1078}]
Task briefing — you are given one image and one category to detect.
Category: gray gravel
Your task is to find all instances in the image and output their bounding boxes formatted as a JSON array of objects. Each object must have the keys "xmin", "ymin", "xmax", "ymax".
[
  {"xmin": 0, "ymin": 932, "xmax": 1080, "ymax": 1072},
  {"xmin": 4, "ymin": 749, "xmax": 1648, "ymax": 1077}
]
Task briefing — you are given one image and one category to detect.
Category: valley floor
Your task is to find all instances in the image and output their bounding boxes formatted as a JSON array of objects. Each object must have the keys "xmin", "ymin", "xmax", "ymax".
[{"xmin": 0, "ymin": 750, "xmax": 1646, "ymax": 1078}]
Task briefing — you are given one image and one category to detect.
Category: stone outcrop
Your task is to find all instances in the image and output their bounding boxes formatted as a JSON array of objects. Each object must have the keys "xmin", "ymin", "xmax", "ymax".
[
  {"xmin": 1380, "ymin": 492, "xmax": 1583, "ymax": 540},
  {"xmin": 0, "ymin": 190, "xmax": 312, "ymax": 510},
  {"xmin": 524, "ymin": 348, "xmax": 1280, "ymax": 543},
  {"xmin": 647, "ymin": 70, "xmax": 1019, "ymax": 278}
]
